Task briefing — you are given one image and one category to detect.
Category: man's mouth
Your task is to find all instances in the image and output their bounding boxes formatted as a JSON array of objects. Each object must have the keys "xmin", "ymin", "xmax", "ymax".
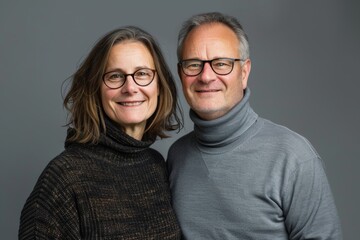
[{"xmin": 196, "ymin": 89, "xmax": 219, "ymax": 93}]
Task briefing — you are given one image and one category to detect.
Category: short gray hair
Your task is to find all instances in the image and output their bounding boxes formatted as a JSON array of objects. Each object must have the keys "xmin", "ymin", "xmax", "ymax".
[{"xmin": 177, "ymin": 12, "xmax": 250, "ymax": 61}]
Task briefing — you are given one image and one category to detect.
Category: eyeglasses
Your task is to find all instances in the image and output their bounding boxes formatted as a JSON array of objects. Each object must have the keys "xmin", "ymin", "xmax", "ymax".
[
  {"xmin": 102, "ymin": 68, "xmax": 156, "ymax": 89},
  {"xmin": 179, "ymin": 58, "xmax": 244, "ymax": 76}
]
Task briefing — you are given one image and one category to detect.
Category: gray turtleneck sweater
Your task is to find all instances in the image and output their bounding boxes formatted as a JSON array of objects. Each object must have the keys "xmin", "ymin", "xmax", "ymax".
[{"xmin": 167, "ymin": 89, "xmax": 342, "ymax": 239}]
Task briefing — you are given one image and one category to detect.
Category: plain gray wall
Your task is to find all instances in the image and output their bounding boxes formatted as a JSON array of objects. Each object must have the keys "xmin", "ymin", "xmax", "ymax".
[{"xmin": 1, "ymin": 0, "xmax": 359, "ymax": 239}]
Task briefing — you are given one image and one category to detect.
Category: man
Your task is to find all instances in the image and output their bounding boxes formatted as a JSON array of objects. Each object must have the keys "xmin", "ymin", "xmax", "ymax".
[{"xmin": 167, "ymin": 12, "xmax": 342, "ymax": 239}]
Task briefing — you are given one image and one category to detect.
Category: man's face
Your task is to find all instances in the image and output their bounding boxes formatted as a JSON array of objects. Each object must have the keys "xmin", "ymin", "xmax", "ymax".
[{"xmin": 179, "ymin": 23, "xmax": 251, "ymax": 120}]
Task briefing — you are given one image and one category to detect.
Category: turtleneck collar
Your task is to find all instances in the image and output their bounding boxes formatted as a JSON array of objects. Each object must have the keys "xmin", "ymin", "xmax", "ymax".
[
  {"xmin": 101, "ymin": 115, "xmax": 155, "ymax": 152},
  {"xmin": 190, "ymin": 88, "xmax": 258, "ymax": 151},
  {"xmin": 65, "ymin": 115, "xmax": 155, "ymax": 153}
]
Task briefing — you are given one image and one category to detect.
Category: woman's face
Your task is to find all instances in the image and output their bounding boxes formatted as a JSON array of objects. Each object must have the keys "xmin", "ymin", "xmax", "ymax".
[{"xmin": 101, "ymin": 41, "xmax": 159, "ymax": 140}]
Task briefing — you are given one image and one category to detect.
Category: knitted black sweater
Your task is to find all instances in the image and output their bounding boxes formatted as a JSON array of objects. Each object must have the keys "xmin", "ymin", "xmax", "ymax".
[{"xmin": 19, "ymin": 118, "xmax": 181, "ymax": 239}]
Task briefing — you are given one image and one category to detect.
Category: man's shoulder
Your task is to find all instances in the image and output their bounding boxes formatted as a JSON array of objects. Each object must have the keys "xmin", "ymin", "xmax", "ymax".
[{"xmin": 257, "ymin": 118, "xmax": 320, "ymax": 160}]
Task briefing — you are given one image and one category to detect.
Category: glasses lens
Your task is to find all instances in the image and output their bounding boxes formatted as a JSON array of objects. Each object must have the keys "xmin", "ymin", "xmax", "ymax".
[
  {"xmin": 211, "ymin": 58, "xmax": 234, "ymax": 75},
  {"xmin": 104, "ymin": 72, "xmax": 125, "ymax": 89},
  {"xmin": 134, "ymin": 69, "xmax": 155, "ymax": 86},
  {"xmin": 103, "ymin": 69, "xmax": 155, "ymax": 89},
  {"xmin": 181, "ymin": 60, "xmax": 203, "ymax": 76},
  {"xmin": 181, "ymin": 58, "xmax": 237, "ymax": 76}
]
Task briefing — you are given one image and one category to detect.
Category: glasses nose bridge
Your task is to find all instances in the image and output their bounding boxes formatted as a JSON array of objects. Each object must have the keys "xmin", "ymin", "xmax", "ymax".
[
  {"xmin": 121, "ymin": 73, "xmax": 137, "ymax": 87},
  {"xmin": 201, "ymin": 60, "xmax": 216, "ymax": 75},
  {"xmin": 125, "ymin": 73, "xmax": 136, "ymax": 81}
]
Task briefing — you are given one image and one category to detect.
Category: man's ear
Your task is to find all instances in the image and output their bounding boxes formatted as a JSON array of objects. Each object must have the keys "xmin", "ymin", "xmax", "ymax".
[{"xmin": 241, "ymin": 59, "xmax": 251, "ymax": 90}]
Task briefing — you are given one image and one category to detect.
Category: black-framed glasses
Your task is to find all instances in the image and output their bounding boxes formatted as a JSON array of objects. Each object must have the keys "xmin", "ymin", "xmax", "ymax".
[
  {"xmin": 102, "ymin": 68, "xmax": 156, "ymax": 89},
  {"xmin": 179, "ymin": 58, "xmax": 244, "ymax": 76}
]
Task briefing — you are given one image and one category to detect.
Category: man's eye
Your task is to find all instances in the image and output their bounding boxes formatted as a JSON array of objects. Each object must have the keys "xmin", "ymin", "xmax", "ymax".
[
  {"xmin": 214, "ymin": 61, "xmax": 230, "ymax": 67},
  {"xmin": 186, "ymin": 63, "xmax": 202, "ymax": 68}
]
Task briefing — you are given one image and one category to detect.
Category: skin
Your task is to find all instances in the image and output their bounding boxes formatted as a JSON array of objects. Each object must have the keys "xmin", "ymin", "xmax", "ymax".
[
  {"xmin": 101, "ymin": 41, "xmax": 159, "ymax": 140},
  {"xmin": 179, "ymin": 23, "xmax": 251, "ymax": 120}
]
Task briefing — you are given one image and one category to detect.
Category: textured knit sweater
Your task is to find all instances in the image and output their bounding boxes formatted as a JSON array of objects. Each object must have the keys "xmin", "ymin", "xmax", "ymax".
[
  {"xmin": 19, "ymin": 117, "xmax": 181, "ymax": 239},
  {"xmin": 167, "ymin": 89, "xmax": 342, "ymax": 239}
]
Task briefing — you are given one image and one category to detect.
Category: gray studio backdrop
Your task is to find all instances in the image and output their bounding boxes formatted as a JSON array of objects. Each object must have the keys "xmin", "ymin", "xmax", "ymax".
[{"xmin": 1, "ymin": 0, "xmax": 359, "ymax": 239}]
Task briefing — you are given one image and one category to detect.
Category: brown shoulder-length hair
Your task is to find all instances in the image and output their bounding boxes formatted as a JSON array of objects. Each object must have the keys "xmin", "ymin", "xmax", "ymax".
[{"xmin": 63, "ymin": 26, "xmax": 183, "ymax": 143}]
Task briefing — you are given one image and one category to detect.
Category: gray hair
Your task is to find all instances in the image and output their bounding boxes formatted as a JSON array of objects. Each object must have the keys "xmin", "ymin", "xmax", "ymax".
[{"xmin": 177, "ymin": 12, "xmax": 250, "ymax": 61}]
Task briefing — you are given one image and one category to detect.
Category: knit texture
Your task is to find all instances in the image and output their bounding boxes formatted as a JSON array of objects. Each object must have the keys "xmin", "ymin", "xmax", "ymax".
[
  {"xmin": 19, "ymin": 117, "xmax": 181, "ymax": 239},
  {"xmin": 167, "ymin": 88, "xmax": 342, "ymax": 239}
]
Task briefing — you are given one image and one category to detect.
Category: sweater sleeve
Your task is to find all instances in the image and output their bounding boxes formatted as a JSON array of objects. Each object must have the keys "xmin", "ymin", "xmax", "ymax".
[
  {"xmin": 282, "ymin": 157, "xmax": 343, "ymax": 240},
  {"xmin": 19, "ymin": 160, "xmax": 81, "ymax": 239}
]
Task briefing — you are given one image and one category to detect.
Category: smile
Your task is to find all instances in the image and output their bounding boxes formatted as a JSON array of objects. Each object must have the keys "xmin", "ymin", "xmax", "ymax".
[
  {"xmin": 196, "ymin": 89, "xmax": 219, "ymax": 92},
  {"xmin": 117, "ymin": 101, "xmax": 144, "ymax": 106}
]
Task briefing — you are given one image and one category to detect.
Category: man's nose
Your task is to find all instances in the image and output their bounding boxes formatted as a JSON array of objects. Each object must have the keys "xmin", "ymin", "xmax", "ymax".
[{"xmin": 199, "ymin": 62, "xmax": 216, "ymax": 83}]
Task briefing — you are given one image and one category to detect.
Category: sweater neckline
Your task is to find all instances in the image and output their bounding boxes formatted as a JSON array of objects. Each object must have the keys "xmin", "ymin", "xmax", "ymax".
[
  {"xmin": 191, "ymin": 88, "xmax": 258, "ymax": 153},
  {"xmin": 65, "ymin": 116, "xmax": 154, "ymax": 154},
  {"xmin": 103, "ymin": 115, "xmax": 154, "ymax": 152}
]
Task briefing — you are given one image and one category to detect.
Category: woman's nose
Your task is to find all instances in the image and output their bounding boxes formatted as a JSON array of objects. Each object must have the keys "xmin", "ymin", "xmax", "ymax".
[{"xmin": 121, "ymin": 75, "xmax": 138, "ymax": 93}]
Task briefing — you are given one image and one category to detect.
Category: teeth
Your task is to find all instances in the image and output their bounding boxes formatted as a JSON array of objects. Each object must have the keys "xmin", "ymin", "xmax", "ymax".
[{"xmin": 119, "ymin": 101, "xmax": 142, "ymax": 106}]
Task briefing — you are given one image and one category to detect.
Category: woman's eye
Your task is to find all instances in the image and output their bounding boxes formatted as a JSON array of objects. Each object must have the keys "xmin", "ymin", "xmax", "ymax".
[
  {"xmin": 109, "ymin": 73, "xmax": 122, "ymax": 80},
  {"xmin": 135, "ymin": 70, "xmax": 152, "ymax": 78},
  {"xmin": 136, "ymin": 71, "xmax": 147, "ymax": 76}
]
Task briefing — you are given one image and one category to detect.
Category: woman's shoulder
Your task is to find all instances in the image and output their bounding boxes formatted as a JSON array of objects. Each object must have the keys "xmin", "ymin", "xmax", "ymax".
[
  {"xmin": 47, "ymin": 147, "xmax": 86, "ymax": 170},
  {"xmin": 33, "ymin": 147, "xmax": 89, "ymax": 189}
]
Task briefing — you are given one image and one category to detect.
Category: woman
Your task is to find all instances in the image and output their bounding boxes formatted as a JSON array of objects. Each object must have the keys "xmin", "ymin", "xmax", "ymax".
[{"xmin": 19, "ymin": 26, "xmax": 183, "ymax": 239}]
